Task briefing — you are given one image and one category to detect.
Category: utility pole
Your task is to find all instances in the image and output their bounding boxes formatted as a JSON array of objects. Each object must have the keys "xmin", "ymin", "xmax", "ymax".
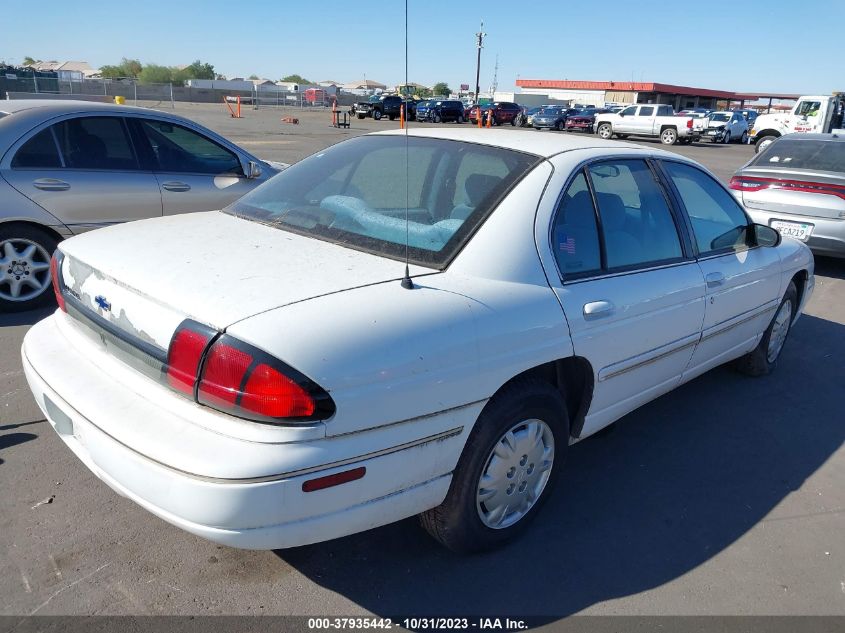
[{"xmin": 474, "ymin": 20, "xmax": 486, "ymax": 103}]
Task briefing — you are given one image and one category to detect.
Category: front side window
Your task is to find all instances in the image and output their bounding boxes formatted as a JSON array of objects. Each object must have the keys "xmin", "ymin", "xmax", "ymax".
[
  {"xmin": 588, "ymin": 160, "xmax": 682, "ymax": 269},
  {"xmin": 138, "ymin": 120, "xmax": 242, "ymax": 175},
  {"xmin": 621, "ymin": 106, "xmax": 637, "ymax": 116},
  {"xmin": 795, "ymin": 101, "xmax": 821, "ymax": 117},
  {"xmin": 53, "ymin": 117, "xmax": 138, "ymax": 170},
  {"xmin": 228, "ymin": 136, "xmax": 539, "ymax": 268},
  {"xmin": 662, "ymin": 161, "xmax": 749, "ymax": 255},
  {"xmin": 12, "ymin": 128, "xmax": 62, "ymax": 168}
]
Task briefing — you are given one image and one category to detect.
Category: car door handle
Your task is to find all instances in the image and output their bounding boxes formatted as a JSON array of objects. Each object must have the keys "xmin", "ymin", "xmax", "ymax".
[
  {"xmin": 162, "ymin": 181, "xmax": 191, "ymax": 192},
  {"xmin": 705, "ymin": 272, "xmax": 726, "ymax": 288},
  {"xmin": 583, "ymin": 300, "xmax": 615, "ymax": 320},
  {"xmin": 33, "ymin": 178, "xmax": 70, "ymax": 191}
]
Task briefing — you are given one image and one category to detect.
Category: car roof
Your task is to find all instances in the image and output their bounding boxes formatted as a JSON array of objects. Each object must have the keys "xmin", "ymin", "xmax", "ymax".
[
  {"xmin": 375, "ymin": 127, "xmax": 679, "ymax": 159},
  {"xmin": 0, "ymin": 99, "xmax": 159, "ymax": 117}
]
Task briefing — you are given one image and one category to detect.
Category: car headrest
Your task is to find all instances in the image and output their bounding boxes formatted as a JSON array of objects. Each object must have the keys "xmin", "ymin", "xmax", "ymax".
[
  {"xmin": 596, "ymin": 192, "xmax": 627, "ymax": 230},
  {"xmin": 464, "ymin": 174, "xmax": 500, "ymax": 206},
  {"xmin": 564, "ymin": 190, "xmax": 597, "ymax": 227}
]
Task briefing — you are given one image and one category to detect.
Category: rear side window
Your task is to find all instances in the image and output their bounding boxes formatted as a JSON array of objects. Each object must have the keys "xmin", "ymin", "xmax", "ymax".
[
  {"xmin": 53, "ymin": 117, "xmax": 138, "ymax": 170},
  {"xmin": 551, "ymin": 172, "xmax": 602, "ymax": 276},
  {"xmin": 138, "ymin": 120, "xmax": 242, "ymax": 175},
  {"xmin": 639, "ymin": 106, "xmax": 655, "ymax": 117},
  {"xmin": 662, "ymin": 161, "xmax": 749, "ymax": 255},
  {"xmin": 12, "ymin": 128, "xmax": 62, "ymax": 168}
]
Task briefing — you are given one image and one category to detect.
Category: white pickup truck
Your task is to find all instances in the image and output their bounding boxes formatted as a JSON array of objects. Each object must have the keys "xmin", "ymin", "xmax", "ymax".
[
  {"xmin": 750, "ymin": 94, "xmax": 845, "ymax": 153},
  {"xmin": 595, "ymin": 104, "xmax": 706, "ymax": 145}
]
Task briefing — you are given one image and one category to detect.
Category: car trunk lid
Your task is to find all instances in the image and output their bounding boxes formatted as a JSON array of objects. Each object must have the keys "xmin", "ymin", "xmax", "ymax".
[{"xmin": 734, "ymin": 168, "xmax": 845, "ymax": 220}]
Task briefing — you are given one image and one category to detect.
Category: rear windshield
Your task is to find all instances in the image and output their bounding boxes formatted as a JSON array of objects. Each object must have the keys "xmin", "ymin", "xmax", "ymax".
[
  {"xmin": 226, "ymin": 135, "xmax": 540, "ymax": 268},
  {"xmin": 750, "ymin": 139, "xmax": 845, "ymax": 172}
]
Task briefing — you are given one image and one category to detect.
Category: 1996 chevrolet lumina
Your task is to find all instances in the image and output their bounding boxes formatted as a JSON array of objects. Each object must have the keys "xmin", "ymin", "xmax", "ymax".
[{"xmin": 22, "ymin": 129, "xmax": 814, "ymax": 552}]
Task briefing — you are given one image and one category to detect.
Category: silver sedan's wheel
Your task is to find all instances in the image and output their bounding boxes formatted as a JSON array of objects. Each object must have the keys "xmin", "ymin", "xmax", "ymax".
[
  {"xmin": 766, "ymin": 298, "xmax": 793, "ymax": 363},
  {"xmin": 476, "ymin": 419, "xmax": 555, "ymax": 529},
  {"xmin": 0, "ymin": 238, "xmax": 52, "ymax": 304}
]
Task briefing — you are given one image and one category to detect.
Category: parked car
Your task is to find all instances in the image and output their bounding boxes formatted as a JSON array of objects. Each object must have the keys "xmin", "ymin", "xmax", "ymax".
[
  {"xmin": 468, "ymin": 102, "xmax": 522, "ymax": 126},
  {"xmin": 0, "ymin": 100, "xmax": 284, "ymax": 312},
  {"xmin": 733, "ymin": 108, "xmax": 759, "ymax": 132},
  {"xmin": 24, "ymin": 129, "xmax": 813, "ymax": 554},
  {"xmin": 420, "ymin": 100, "xmax": 465, "ymax": 123},
  {"xmin": 402, "ymin": 99, "xmax": 417, "ymax": 121},
  {"xmin": 515, "ymin": 106, "xmax": 551, "ymax": 128},
  {"xmin": 532, "ymin": 107, "xmax": 569, "ymax": 131},
  {"xmin": 704, "ymin": 111, "xmax": 749, "ymax": 144},
  {"xmin": 730, "ymin": 133, "xmax": 845, "ymax": 257},
  {"xmin": 676, "ymin": 108, "xmax": 712, "ymax": 119},
  {"xmin": 564, "ymin": 110, "xmax": 599, "ymax": 133},
  {"xmin": 595, "ymin": 104, "xmax": 706, "ymax": 144},
  {"xmin": 353, "ymin": 95, "xmax": 404, "ymax": 121}
]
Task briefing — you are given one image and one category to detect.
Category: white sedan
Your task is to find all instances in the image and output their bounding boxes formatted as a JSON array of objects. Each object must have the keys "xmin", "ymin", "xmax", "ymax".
[{"xmin": 22, "ymin": 129, "xmax": 814, "ymax": 553}]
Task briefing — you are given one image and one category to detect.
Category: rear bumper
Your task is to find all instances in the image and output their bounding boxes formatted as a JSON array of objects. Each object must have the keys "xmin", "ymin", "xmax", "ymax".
[
  {"xmin": 22, "ymin": 315, "xmax": 469, "ymax": 549},
  {"xmin": 746, "ymin": 209, "xmax": 845, "ymax": 258}
]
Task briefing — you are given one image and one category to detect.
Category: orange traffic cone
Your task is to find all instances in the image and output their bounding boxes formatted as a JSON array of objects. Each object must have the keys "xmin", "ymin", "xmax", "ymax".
[
  {"xmin": 486, "ymin": 109, "xmax": 492, "ymax": 128},
  {"xmin": 477, "ymin": 108, "xmax": 482, "ymax": 128},
  {"xmin": 400, "ymin": 104, "xmax": 405, "ymax": 129},
  {"xmin": 332, "ymin": 101, "xmax": 337, "ymax": 127}
]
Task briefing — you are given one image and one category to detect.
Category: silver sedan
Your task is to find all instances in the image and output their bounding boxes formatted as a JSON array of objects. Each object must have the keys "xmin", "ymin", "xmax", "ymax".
[
  {"xmin": 0, "ymin": 100, "xmax": 284, "ymax": 311},
  {"xmin": 729, "ymin": 133, "xmax": 845, "ymax": 258}
]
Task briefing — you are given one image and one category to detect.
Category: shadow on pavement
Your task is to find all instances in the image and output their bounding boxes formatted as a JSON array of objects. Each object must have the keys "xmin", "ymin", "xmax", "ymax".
[
  {"xmin": 275, "ymin": 313, "xmax": 845, "ymax": 618},
  {"xmin": 814, "ymin": 256, "xmax": 845, "ymax": 281},
  {"xmin": 0, "ymin": 432, "xmax": 38, "ymax": 465},
  {"xmin": 0, "ymin": 307, "xmax": 54, "ymax": 328}
]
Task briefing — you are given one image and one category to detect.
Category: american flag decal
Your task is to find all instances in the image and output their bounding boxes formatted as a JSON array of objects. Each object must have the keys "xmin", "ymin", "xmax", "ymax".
[{"xmin": 560, "ymin": 235, "xmax": 576, "ymax": 254}]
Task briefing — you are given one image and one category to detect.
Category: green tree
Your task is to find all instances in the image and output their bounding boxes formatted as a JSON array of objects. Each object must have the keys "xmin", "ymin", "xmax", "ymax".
[
  {"xmin": 182, "ymin": 59, "xmax": 215, "ymax": 80},
  {"xmin": 138, "ymin": 64, "xmax": 172, "ymax": 84},
  {"xmin": 281, "ymin": 74, "xmax": 311, "ymax": 84},
  {"xmin": 248, "ymin": 74, "xmax": 259, "ymax": 80},
  {"xmin": 22, "ymin": 56, "xmax": 38, "ymax": 66},
  {"xmin": 432, "ymin": 82, "xmax": 450, "ymax": 96},
  {"xmin": 99, "ymin": 65, "xmax": 126, "ymax": 79},
  {"xmin": 121, "ymin": 58, "xmax": 143, "ymax": 78}
]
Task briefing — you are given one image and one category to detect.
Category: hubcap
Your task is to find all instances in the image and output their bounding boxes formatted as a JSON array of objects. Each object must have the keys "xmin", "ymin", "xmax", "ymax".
[
  {"xmin": 0, "ymin": 239, "xmax": 52, "ymax": 303},
  {"xmin": 476, "ymin": 419, "xmax": 555, "ymax": 530},
  {"xmin": 766, "ymin": 299, "xmax": 792, "ymax": 363}
]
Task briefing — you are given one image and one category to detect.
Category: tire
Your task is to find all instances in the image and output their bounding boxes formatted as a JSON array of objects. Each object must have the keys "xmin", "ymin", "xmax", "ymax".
[
  {"xmin": 433, "ymin": 113, "xmax": 441, "ymax": 123},
  {"xmin": 740, "ymin": 131, "xmax": 748, "ymax": 144},
  {"xmin": 419, "ymin": 378, "xmax": 569, "ymax": 553},
  {"xmin": 735, "ymin": 281, "xmax": 798, "ymax": 377},
  {"xmin": 660, "ymin": 127, "xmax": 678, "ymax": 145},
  {"xmin": 388, "ymin": 114, "xmax": 396, "ymax": 121},
  {"xmin": 373, "ymin": 109, "xmax": 382, "ymax": 121},
  {"xmin": 597, "ymin": 123, "xmax": 613, "ymax": 140},
  {"xmin": 510, "ymin": 116, "xmax": 517, "ymax": 126},
  {"xmin": 755, "ymin": 135, "xmax": 777, "ymax": 154},
  {"xmin": 554, "ymin": 121, "xmax": 561, "ymax": 131},
  {"xmin": 722, "ymin": 131, "xmax": 731, "ymax": 144},
  {"xmin": 357, "ymin": 114, "xmax": 365, "ymax": 120},
  {"xmin": 0, "ymin": 223, "xmax": 59, "ymax": 313},
  {"xmin": 456, "ymin": 115, "xmax": 464, "ymax": 124}
]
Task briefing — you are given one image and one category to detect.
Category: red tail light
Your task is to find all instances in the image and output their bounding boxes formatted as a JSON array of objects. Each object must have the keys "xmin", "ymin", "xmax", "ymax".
[
  {"xmin": 50, "ymin": 251, "xmax": 66, "ymax": 312},
  {"xmin": 166, "ymin": 322, "xmax": 214, "ymax": 395},
  {"xmin": 164, "ymin": 323, "xmax": 334, "ymax": 422},
  {"xmin": 729, "ymin": 175, "xmax": 845, "ymax": 200},
  {"xmin": 686, "ymin": 118, "xmax": 693, "ymax": 129}
]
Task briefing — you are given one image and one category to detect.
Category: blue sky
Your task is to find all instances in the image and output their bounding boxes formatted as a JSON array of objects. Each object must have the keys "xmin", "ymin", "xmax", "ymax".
[{"xmin": 2, "ymin": 0, "xmax": 840, "ymax": 97}]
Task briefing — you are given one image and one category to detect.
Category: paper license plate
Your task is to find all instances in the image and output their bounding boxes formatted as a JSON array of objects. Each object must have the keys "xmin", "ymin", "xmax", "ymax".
[{"xmin": 771, "ymin": 220, "xmax": 814, "ymax": 241}]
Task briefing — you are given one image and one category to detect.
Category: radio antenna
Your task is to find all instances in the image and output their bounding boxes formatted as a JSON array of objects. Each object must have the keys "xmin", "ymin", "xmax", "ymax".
[{"xmin": 400, "ymin": 0, "xmax": 414, "ymax": 289}]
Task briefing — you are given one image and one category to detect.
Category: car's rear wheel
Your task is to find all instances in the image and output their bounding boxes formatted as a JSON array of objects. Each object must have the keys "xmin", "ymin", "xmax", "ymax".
[
  {"xmin": 660, "ymin": 128, "xmax": 678, "ymax": 145},
  {"xmin": 597, "ymin": 123, "xmax": 613, "ymax": 139},
  {"xmin": 0, "ymin": 224, "xmax": 58, "ymax": 313},
  {"xmin": 735, "ymin": 281, "xmax": 798, "ymax": 376},
  {"xmin": 419, "ymin": 378, "xmax": 569, "ymax": 553}
]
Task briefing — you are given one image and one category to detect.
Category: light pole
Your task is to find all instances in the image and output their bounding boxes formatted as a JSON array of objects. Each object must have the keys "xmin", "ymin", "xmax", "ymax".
[{"xmin": 474, "ymin": 20, "xmax": 486, "ymax": 103}]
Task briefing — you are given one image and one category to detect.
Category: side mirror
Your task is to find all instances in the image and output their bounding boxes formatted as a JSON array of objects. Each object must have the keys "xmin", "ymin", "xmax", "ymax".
[
  {"xmin": 754, "ymin": 223, "xmax": 781, "ymax": 248},
  {"xmin": 246, "ymin": 160, "xmax": 262, "ymax": 179},
  {"xmin": 618, "ymin": 111, "xmax": 624, "ymax": 117}
]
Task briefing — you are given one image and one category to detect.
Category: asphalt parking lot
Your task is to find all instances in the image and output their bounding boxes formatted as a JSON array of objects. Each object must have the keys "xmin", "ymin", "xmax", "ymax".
[{"xmin": 1, "ymin": 103, "xmax": 844, "ymax": 619}]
